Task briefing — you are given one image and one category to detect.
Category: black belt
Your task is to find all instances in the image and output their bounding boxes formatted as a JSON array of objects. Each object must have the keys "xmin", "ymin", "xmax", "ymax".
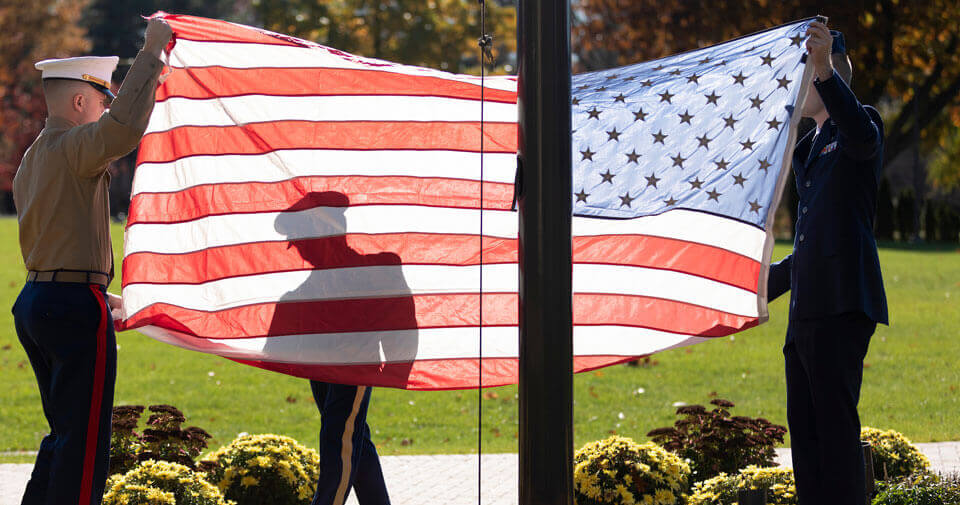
[{"xmin": 27, "ymin": 270, "xmax": 109, "ymax": 287}]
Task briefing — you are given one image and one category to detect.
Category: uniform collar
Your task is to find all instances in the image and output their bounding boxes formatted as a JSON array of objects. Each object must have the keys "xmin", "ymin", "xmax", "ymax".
[{"xmin": 45, "ymin": 116, "xmax": 79, "ymax": 130}]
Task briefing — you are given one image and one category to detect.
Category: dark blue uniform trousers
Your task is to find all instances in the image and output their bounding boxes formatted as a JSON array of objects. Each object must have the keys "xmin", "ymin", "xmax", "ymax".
[
  {"xmin": 310, "ymin": 381, "xmax": 390, "ymax": 505},
  {"xmin": 13, "ymin": 282, "xmax": 116, "ymax": 505},
  {"xmin": 784, "ymin": 311, "xmax": 875, "ymax": 505}
]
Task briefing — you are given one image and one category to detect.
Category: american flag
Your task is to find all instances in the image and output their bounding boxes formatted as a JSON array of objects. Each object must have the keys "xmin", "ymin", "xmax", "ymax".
[{"xmin": 120, "ymin": 13, "xmax": 814, "ymax": 390}]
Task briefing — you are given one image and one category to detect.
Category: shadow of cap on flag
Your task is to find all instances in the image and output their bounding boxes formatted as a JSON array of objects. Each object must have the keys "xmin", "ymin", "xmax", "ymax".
[{"xmin": 274, "ymin": 191, "xmax": 350, "ymax": 249}]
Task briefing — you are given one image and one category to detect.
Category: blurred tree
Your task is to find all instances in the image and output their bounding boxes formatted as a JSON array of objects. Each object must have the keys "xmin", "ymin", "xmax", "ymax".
[
  {"xmin": 82, "ymin": 0, "xmax": 251, "ymax": 70},
  {"xmin": 572, "ymin": 0, "xmax": 960, "ymax": 192},
  {"xmin": 252, "ymin": 0, "xmax": 517, "ymax": 75},
  {"xmin": 875, "ymin": 177, "xmax": 895, "ymax": 240},
  {"xmin": 923, "ymin": 199, "xmax": 938, "ymax": 241},
  {"xmin": 79, "ymin": 0, "xmax": 250, "ymax": 218},
  {"xmin": 0, "ymin": 0, "xmax": 91, "ymax": 211},
  {"xmin": 940, "ymin": 202, "xmax": 960, "ymax": 243},
  {"xmin": 928, "ymin": 122, "xmax": 960, "ymax": 190},
  {"xmin": 896, "ymin": 188, "xmax": 916, "ymax": 241}
]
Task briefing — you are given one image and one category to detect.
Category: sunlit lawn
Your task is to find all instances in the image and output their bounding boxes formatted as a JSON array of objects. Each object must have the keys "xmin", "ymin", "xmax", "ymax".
[{"xmin": 1, "ymin": 217, "xmax": 957, "ymax": 461}]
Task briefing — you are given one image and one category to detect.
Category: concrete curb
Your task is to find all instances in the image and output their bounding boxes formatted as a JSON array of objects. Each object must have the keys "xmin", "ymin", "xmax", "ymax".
[{"xmin": 3, "ymin": 443, "xmax": 958, "ymax": 504}]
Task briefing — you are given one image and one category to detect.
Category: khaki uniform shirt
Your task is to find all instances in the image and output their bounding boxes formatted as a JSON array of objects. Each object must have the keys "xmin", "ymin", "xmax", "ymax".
[{"xmin": 13, "ymin": 51, "xmax": 163, "ymax": 281}]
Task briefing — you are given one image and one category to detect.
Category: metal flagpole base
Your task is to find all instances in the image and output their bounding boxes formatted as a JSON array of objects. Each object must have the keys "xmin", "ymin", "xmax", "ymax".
[{"xmin": 863, "ymin": 440, "xmax": 876, "ymax": 500}]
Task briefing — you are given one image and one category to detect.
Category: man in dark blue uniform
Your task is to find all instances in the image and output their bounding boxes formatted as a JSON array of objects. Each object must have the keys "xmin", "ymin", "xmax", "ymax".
[{"xmin": 768, "ymin": 21, "xmax": 888, "ymax": 505}]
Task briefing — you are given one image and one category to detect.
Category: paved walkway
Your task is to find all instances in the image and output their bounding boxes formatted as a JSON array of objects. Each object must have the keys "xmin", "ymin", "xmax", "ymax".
[{"xmin": 2, "ymin": 443, "xmax": 958, "ymax": 504}]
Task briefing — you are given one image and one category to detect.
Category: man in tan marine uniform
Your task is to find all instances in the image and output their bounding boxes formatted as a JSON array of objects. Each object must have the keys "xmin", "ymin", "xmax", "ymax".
[{"xmin": 12, "ymin": 18, "xmax": 171, "ymax": 505}]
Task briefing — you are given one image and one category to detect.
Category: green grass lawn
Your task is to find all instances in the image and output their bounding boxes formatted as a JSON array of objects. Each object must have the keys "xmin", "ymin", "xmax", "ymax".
[{"xmin": 1, "ymin": 217, "xmax": 958, "ymax": 462}]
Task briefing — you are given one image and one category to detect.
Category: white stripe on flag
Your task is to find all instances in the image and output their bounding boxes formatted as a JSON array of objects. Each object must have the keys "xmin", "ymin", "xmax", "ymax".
[
  {"xmin": 146, "ymin": 95, "xmax": 518, "ymax": 134},
  {"xmin": 124, "ymin": 206, "xmax": 519, "ymax": 254},
  {"xmin": 125, "ymin": 207, "xmax": 764, "ymax": 260},
  {"xmin": 138, "ymin": 324, "xmax": 711, "ymax": 363},
  {"xmin": 573, "ymin": 210, "xmax": 765, "ymax": 260},
  {"xmin": 132, "ymin": 151, "xmax": 517, "ymax": 195}
]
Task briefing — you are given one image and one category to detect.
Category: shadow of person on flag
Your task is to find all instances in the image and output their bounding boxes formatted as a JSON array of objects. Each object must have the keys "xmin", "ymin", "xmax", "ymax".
[
  {"xmin": 266, "ymin": 191, "xmax": 419, "ymax": 384},
  {"xmin": 266, "ymin": 191, "xmax": 416, "ymax": 504}
]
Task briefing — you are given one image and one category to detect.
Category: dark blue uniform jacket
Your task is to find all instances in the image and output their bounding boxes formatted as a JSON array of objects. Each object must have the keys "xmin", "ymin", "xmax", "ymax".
[{"xmin": 768, "ymin": 70, "xmax": 888, "ymax": 325}]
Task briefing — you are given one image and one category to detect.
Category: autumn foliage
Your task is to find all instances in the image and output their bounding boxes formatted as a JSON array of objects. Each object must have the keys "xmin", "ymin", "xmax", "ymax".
[
  {"xmin": 573, "ymin": 0, "xmax": 960, "ymax": 189},
  {"xmin": 0, "ymin": 0, "xmax": 91, "ymax": 191}
]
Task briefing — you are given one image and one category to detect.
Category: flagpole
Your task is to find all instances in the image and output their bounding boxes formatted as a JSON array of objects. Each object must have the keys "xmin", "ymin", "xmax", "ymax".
[{"xmin": 516, "ymin": 0, "xmax": 573, "ymax": 503}]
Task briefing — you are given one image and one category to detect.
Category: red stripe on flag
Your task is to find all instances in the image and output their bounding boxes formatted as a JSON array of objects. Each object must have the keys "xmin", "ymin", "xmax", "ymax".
[
  {"xmin": 123, "ymin": 294, "xmax": 516, "ymax": 337},
  {"xmin": 120, "ymin": 293, "xmax": 756, "ymax": 339},
  {"xmin": 157, "ymin": 67, "xmax": 517, "ymax": 104},
  {"xmin": 122, "ymin": 234, "xmax": 518, "ymax": 286},
  {"xmin": 229, "ymin": 355, "xmax": 638, "ymax": 390},
  {"xmin": 127, "ymin": 177, "xmax": 516, "ymax": 225},
  {"xmin": 158, "ymin": 13, "xmax": 301, "ymax": 47},
  {"xmin": 79, "ymin": 286, "xmax": 108, "ymax": 505},
  {"xmin": 122, "ymin": 234, "xmax": 758, "ymax": 292},
  {"xmin": 137, "ymin": 121, "xmax": 518, "ymax": 164},
  {"xmin": 574, "ymin": 235, "xmax": 759, "ymax": 292}
]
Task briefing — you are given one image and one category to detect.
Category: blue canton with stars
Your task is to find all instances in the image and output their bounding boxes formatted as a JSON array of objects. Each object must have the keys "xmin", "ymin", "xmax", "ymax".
[{"xmin": 572, "ymin": 19, "xmax": 815, "ymax": 228}]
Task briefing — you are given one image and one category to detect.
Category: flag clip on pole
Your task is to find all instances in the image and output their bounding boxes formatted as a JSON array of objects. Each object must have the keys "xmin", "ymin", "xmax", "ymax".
[{"xmin": 517, "ymin": 0, "xmax": 574, "ymax": 504}]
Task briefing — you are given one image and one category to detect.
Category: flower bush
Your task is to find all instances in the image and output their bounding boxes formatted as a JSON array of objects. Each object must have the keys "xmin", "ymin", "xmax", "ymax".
[
  {"xmin": 200, "ymin": 434, "xmax": 320, "ymax": 505},
  {"xmin": 110, "ymin": 405, "xmax": 145, "ymax": 476},
  {"xmin": 873, "ymin": 473, "xmax": 960, "ymax": 505},
  {"xmin": 688, "ymin": 466, "xmax": 796, "ymax": 505},
  {"xmin": 861, "ymin": 427, "xmax": 931, "ymax": 480},
  {"xmin": 109, "ymin": 404, "xmax": 213, "ymax": 476},
  {"xmin": 102, "ymin": 460, "xmax": 231, "ymax": 505},
  {"xmin": 573, "ymin": 435, "xmax": 690, "ymax": 505},
  {"xmin": 647, "ymin": 399, "xmax": 787, "ymax": 481},
  {"xmin": 140, "ymin": 405, "xmax": 214, "ymax": 468}
]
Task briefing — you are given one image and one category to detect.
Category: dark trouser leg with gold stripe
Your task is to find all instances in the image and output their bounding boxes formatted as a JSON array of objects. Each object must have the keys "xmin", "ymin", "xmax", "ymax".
[
  {"xmin": 13, "ymin": 282, "xmax": 116, "ymax": 505},
  {"xmin": 311, "ymin": 381, "xmax": 390, "ymax": 505}
]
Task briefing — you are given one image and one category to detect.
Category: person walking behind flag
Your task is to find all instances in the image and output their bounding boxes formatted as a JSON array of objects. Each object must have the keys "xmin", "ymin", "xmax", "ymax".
[
  {"xmin": 269, "ymin": 192, "xmax": 410, "ymax": 505},
  {"xmin": 768, "ymin": 20, "xmax": 888, "ymax": 505},
  {"xmin": 12, "ymin": 17, "xmax": 171, "ymax": 505}
]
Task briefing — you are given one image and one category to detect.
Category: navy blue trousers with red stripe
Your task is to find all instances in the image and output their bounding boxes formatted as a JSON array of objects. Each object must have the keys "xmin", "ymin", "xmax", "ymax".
[
  {"xmin": 13, "ymin": 282, "xmax": 115, "ymax": 505},
  {"xmin": 310, "ymin": 381, "xmax": 390, "ymax": 505}
]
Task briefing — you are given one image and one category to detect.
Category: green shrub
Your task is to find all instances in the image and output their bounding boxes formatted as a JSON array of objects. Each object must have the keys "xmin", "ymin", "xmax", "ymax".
[
  {"xmin": 573, "ymin": 436, "xmax": 690, "ymax": 505},
  {"xmin": 873, "ymin": 473, "xmax": 960, "ymax": 505},
  {"xmin": 646, "ymin": 398, "xmax": 787, "ymax": 481},
  {"xmin": 102, "ymin": 460, "xmax": 231, "ymax": 505},
  {"xmin": 689, "ymin": 466, "xmax": 797, "ymax": 505},
  {"xmin": 200, "ymin": 434, "xmax": 319, "ymax": 505},
  {"xmin": 861, "ymin": 427, "xmax": 931, "ymax": 480}
]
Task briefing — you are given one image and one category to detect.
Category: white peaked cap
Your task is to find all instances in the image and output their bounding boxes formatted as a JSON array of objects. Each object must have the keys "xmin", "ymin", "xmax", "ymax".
[{"xmin": 34, "ymin": 56, "xmax": 119, "ymax": 99}]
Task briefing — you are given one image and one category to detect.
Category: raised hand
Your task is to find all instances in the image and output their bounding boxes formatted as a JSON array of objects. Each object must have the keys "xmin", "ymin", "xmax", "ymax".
[
  {"xmin": 805, "ymin": 21, "xmax": 835, "ymax": 82},
  {"xmin": 144, "ymin": 18, "xmax": 173, "ymax": 58}
]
